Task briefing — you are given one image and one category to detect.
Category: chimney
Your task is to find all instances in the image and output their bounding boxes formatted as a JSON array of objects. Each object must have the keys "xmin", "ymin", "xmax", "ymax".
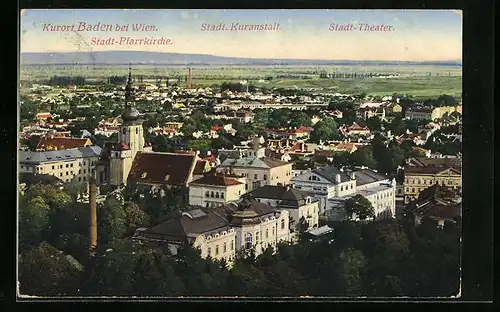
[
  {"xmin": 89, "ymin": 176, "xmax": 98, "ymax": 257},
  {"xmin": 335, "ymin": 173, "xmax": 341, "ymax": 184}
]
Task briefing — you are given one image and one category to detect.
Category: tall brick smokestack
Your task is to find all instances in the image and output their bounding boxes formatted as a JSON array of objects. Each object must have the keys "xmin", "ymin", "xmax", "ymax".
[
  {"xmin": 89, "ymin": 175, "xmax": 98, "ymax": 257},
  {"xmin": 188, "ymin": 68, "xmax": 192, "ymax": 89}
]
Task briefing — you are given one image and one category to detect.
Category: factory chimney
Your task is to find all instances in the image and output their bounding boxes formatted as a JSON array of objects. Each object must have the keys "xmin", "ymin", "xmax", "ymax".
[
  {"xmin": 88, "ymin": 174, "xmax": 98, "ymax": 257},
  {"xmin": 188, "ymin": 68, "xmax": 192, "ymax": 89}
]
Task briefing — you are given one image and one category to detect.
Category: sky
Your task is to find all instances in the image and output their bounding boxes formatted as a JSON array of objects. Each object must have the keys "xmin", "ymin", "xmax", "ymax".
[{"xmin": 20, "ymin": 9, "xmax": 462, "ymax": 61}]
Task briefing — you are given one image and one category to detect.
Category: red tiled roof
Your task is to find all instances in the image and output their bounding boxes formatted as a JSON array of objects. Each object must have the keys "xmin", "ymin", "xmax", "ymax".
[
  {"xmin": 36, "ymin": 137, "xmax": 91, "ymax": 151},
  {"xmin": 128, "ymin": 152, "xmax": 197, "ymax": 186},
  {"xmin": 191, "ymin": 174, "xmax": 243, "ymax": 186}
]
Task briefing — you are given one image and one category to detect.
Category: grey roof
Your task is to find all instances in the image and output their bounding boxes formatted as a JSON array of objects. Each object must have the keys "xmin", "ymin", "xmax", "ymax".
[
  {"xmin": 353, "ymin": 169, "xmax": 388, "ymax": 186},
  {"xmin": 249, "ymin": 185, "xmax": 312, "ymax": 208},
  {"xmin": 138, "ymin": 208, "xmax": 230, "ymax": 244},
  {"xmin": 313, "ymin": 166, "xmax": 352, "ymax": 184},
  {"xmin": 19, "ymin": 146, "xmax": 102, "ymax": 164}
]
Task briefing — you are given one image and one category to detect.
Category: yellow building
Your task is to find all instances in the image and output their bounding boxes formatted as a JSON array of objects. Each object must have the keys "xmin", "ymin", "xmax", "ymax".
[{"xmin": 404, "ymin": 157, "xmax": 462, "ymax": 200}]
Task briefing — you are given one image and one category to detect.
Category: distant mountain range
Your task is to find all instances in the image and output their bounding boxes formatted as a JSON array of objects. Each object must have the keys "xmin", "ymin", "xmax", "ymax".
[{"xmin": 20, "ymin": 51, "xmax": 463, "ymax": 66}]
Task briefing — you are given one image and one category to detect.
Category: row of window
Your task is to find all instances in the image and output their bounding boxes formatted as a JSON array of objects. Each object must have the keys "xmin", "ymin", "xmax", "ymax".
[
  {"xmin": 405, "ymin": 178, "xmax": 460, "ymax": 185},
  {"xmin": 205, "ymin": 191, "xmax": 224, "ymax": 199},
  {"xmin": 207, "ymin": 240, "xmax": 234, "ymax": 257}
]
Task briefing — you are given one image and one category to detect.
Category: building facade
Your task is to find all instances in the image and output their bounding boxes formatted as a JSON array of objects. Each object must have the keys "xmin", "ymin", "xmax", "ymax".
[
  {"xmin": 404, "ymin": 157, "xmax": 462, "ymax": 200},
  {"xmin": 19, "ymin": 146, "xmax": 102, "ymax": 185},
  {"xmin": 188, "ymin": 174, "xmax": 246, "ymax": 208}
]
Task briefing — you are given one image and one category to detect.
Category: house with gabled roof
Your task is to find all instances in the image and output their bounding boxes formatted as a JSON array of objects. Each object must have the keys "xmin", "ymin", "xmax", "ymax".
[
  {"xmin": 127, "ymin": 152, "xmax": 201, "ymax": 192},
  {"xmin": 188, "ymin": 173, "xmax": 246, "ymax": 208}
]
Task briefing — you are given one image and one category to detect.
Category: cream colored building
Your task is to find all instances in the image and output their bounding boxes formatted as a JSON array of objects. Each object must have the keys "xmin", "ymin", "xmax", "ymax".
[
  {"xmin": 217, "ymin": 141, "xmax": 292, "ymax": 193},
  {"xmin": 19, "ymin": 146, "xmax": 102, "ymax": 185},
  {"xmin": 213, "ymin": 198, "xmax": 290, "ymax": 256},
  {"xmin": 133, "ymin": 208, "xmax": 238, "ymax": 266},
  {"xmin": 134, "ymin": 200, "xmax": 291, "ymax": 266},
  {"xmin": 404, "ymin": 166, "xmax": 462, "ymax": 200},
  {"xmin": 189, "ymin": 174, "xmax": 246, "ymax": 208}
]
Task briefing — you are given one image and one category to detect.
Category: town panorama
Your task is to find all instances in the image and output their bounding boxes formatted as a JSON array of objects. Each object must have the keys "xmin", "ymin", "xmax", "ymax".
[{"xmin": 18, "ymin": 9, "xmax": 462, "ymax": 298}]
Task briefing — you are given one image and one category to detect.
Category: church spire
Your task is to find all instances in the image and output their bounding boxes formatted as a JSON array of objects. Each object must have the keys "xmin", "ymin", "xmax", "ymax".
[{"xmin": 125, "ymin": 64, "xmax": 133, "ymax": 106}]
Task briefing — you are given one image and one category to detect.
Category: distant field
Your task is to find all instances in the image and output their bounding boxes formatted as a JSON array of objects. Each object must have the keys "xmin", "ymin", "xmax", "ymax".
[{"xmin": 19, "ymin": 64, "xmax": 462, "ymax": 99}]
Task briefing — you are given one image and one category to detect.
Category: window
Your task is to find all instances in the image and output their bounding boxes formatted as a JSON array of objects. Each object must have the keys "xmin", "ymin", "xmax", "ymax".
[
  {"xmin": 83, "ymin": 162, "xmax": 86, "ymax": 166},
  {"xmin": 208, "ymin": 247, "xmax": 211, "ymax": 256},
  {"xmin": 221, "ymin": 192, "xmax": 224, "ymax": 199},
  {"xmin": 266, "ymin": 229, "xmax": 269, "ymax": 239},
  {"xmin": 123, "ymin": 128, "xmax": 126, "ymax": 134},
  {"xmin": 70, "ymin": 163, "xmax": 73, "ymax": 167},
  {"xmin": 281, "ymin": 219, "xmax": 285, "ymax": 229},
  {"xmin": 60, "ymin": 173, "xmax": 63, "ymax": 177},
  {"xmin": 206, "ymin": 202, "xmax": 209, "ymax": 207},
  {"xmin": 254, "ymin": 174, "xmax": 258, "ymax": 180},
  {"xmin": 211, "ymin": 191, "xmax": 214, "ymax": 198},
  {"xmin": 136, "ymin": 128, "xmax": 139, "ymax": 134},
  {"xmin": 83, "ymin": 169, "xmax": 86, "ymax": 174},
  {"xmin": 66, "ymin": 164, "xmax": 69, "ymax": 168},
  {"xmin": 79, "ymin": 170, "xmax": 82, "ymax": 174},
  {"xmin": 256, "ymin": 232, "xmax": 260, "ymax": 243},
  {"xmin": 83, "ymin": 177, "xmax": 86, "ymax": 181},
  {"xmin": 244, "ymin": 233, "xmax": 253, "ymax": 249},
  {"xmin": 223, "ymin": 242, "xmax": 227, "ymax": 253},
  {"xmin": 231, "ymin": 240, "xmax": 234, "ymax": 251},
  {"xmin": 215, "ymin": 245, "xmax": 219, "ymax": 255},
  {"xmin": 245, "ymin": 184, "xmax": 248, "ymax": 190},
  {"xmin": 52, "ymin": 165, "xmax": 55, "ymax": 169},
  {"xmin": 263, "ymin": 175, "xmax": 267, "ymax": 180},
  {"xmin": 341, "ymin": 186, "xmax": 343, "ymax": 191},
  {"xmin": 66, "ymin": 172, "xmax": 69, "ymax": 176},
  {"xmin": 272, "ymin": 226, "xmax": 275, "ymax": 236},
  {"xmin": 205, "ymin": 191, "xmax": 210, "ymax": 197},
  {"xmin": 59, "ymin": 165, "xmax": 63, "ymax": 169},
  {"xmin": 215, "ymin": 192, "xmax": 219, "ymax": 198},
  {"xmin": 78, "ymin": 177, "xmax": 81, "ymax": 182}
]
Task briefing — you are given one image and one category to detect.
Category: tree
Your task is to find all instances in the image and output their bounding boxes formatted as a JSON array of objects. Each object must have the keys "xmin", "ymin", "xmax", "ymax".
[
  {"xmin": 310, "ymin": 117, "xmax": 340, "ymax": 143},
  {"xmin": 97, "ymin": 196, "xmax": 127, "ymax": 246},
  {"xmin": 19, "ymin": 242, "xmax": 83, "ymax": 296},
  {"xmin": 19, "ymin": 196, "xmax": 50, "ymax": 252},
  {"xmin": 339, "ymin": 248, "xmax": 367, "ymax": 295},
  {"xmin": 123, "ymin": 201, "xmax": 149, "ymax": 235},
  {"xmin": 345, "ymin": 194, "xmax": 375, "ymax": 221}
]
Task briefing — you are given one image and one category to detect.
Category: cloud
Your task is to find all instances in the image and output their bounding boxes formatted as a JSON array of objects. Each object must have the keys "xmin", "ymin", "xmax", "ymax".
[{"xmin": 451, "ymin": 10, "xmax": 462, "ymax": 16}]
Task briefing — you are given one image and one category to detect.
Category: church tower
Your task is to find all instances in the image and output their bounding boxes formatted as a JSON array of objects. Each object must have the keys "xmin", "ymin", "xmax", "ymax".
[{"xmin": 109, "ymin": 66, "xmax": 146, "ymax": 186}]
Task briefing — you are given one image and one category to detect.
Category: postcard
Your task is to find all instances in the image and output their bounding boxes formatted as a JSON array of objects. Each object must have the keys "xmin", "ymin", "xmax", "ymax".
[{"xmin": 18, "ymin": 9, "xmax": 463, "ymax": 300}]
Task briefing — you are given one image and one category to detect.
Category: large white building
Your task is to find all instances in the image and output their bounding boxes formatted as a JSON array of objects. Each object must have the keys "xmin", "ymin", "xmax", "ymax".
[
  {"xmin": 133, "ymin": 198, "xmax": 291, "ymax": 266},
  {"xmin": 291, "ymin": 166, "xmax": 396, "ymax": 221},
  {"xmin": 19, "ymin": 146, "xmax": 102, "ymax": 185}
]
